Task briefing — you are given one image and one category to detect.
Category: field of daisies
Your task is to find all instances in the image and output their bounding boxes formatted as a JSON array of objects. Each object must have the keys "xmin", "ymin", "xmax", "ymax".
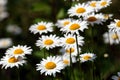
[{"xmin": 0, "ymin": 0, "xmax": 120, "ymax": 80}]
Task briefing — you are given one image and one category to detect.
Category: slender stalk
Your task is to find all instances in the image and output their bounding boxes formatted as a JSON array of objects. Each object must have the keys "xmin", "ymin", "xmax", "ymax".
[
  {"xmin": 69, "ymin": 48, "xmax": 72, "ymax": 80},
  {"xmin": 16, "ymin": 68, "xmax": 20, "ymax": 80}
]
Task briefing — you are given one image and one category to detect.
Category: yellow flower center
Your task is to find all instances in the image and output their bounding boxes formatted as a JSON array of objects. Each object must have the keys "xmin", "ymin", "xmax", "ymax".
[
  {"xmin": 100, "ymin": 1, "xmax": 107, "ymax": 6},
  {"xmin": 37, "ymin": 25, "xmax": 46, "ymax": 30},
  {"xmin": 87, "ymin": 16, "xmax": 97, "ymax": 22},
  {"xmin": 111, "ymin": 34, "xmax": 118, "ymax": 40},
  {"xmin": 66, "ymin": 38, "xmax": 75, "ymax": 44},
  {"xmin": 104, "ymin": 14, "xmax": 109, "ymax": 19},
  {"xmin": 116, "ymin": 21, "xmax": 120, "ymax": 27},
  {"xmin": 66, "ymin": 48, "xmax": 75, "ymax": 54},
  {"xmin": 63, "ymin": 21, "xmax": 70, "ymax": 26},
  {"xmin": 8, "ymin": 57, "xmax": 18, "ymax": 63},
  {"xmin": 45, "ymin": 62, "xmax": 56, "ymax": 69},
  {"xmin": 44, "ymin": 39, "xmax": 54, "ymax": 45},
  {"xmin": 14, "ymin": 49, "xmax": 24, "ymax": 54},
  {"xmin": 76, "ymin": 8, "xmax": 86, "ymax": 13},
  {"xmin": 63, "ymin": 60, "xmax": 69, "ymax": 64},
  {"xmin": 90, "ymin": 2, "xmax": 96, "ymax": 7},
  {"xmin": 83, "ymin": 55, "xmax": 91, "ymax": 60},
  {"xmin": 69, "ymin": 23, "xmax": 80, "ymax": 30}
]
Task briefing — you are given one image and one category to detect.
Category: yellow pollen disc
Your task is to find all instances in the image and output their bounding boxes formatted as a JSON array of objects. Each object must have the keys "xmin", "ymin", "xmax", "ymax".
[
  {"xmin": 90, "ymin": 2, "xmax": 96, "ymax": 7},
  {"xmin": 14, "ymin": 49, "xmax": 24, "ymax": 54},
  {"xmin": 116, "ymin": 21, "xmax": 120, "ymax": 27},
  {"xmin": 70, "ymin": 23, "xmax": 80, "ymax": 30},
  {"xmin": 100, "ymin": 1, "xmax": 107, "ymax": 6},
  {"xmin": 83, "ymin": 55, "xmax": 91, "ymax": 60},
  {"xmin": 63, "ymin": 60, "xmax": 69, "ymax": 64},
  {"xmin": 8, "ymin": 57, "xmax": 18, "ymax": 63},
  {"xmin": 87, "ymin": 16, "xmax": 97, "ymax": 22},
  {"xmin": 104, "ymin": 14, "xmax": 109, "ymax": 19},
  {"xmin": 76, "ymin": 8, "xmax": 86, "ymax": 13},
  {"xmin": 44, "ymin": 39, "xmax": 54, "ymax": 45},
  {"xmin": 45, "ymin": 62, "xmax": 56, "ymax": 69},
  {"xmin": 37, "ymin": 25, "xmax": 46, "ymax": 30},
  {"xmin": 66, "ymin": 48, "xmax": 75, "ymax": 54},
  {"xmin": 111, "ymin": 34, "xmax": 118, "ymax": 40},
  {"xmin": 66, "ymin": 38, "xmax": 75, "ymax": 44},
  {"xmin": 63, "ymin": 21, "xmax": 70, "ymax": 26}
]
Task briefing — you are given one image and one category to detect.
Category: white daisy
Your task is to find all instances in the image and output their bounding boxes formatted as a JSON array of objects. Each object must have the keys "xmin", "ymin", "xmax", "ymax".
[
  {"xmin": 108, "ymin": 19, "xmax": 120, "ymax": 32},
  {"xmin": 103, "ymin": 14, "xmax": 113, "ymax": 20},
  {"xmin": 84, "ymin": 13, "xmax": 105, "ymax": 26},
  {"xmin": 56, "ymin": 18, "xmax": 72, "ymax": 28},
  {"xmin": 98, "ymin": 0, "xmax": 112, "ymax": 9},
  {"xmin": 36, "ymin": 56, "xmax": 65, "ymax": 77},
  {"xmin": 62, "ymin": 20, "xmax": 88, "ymax": 34},
  {"xmin": 29, "ymin": 21, "xmax": 53, "ymax": 35},
  {"xmin": 68, "ymin": 3, "xmax": 94, "ymax": 17},
  {"xmin": 0, "ymin": 55, "xmax": 26, "ymax": 69},
  {"xmin": 0, "ymin": 0, "xmax": 7, "ymax": 6},
  {"xmin": 60, "ymin": 34, "xmax": 84, "ymax": 49},
  {"xmin": 0, "ymin": 38, "xmax": 12, "ymax": 49},
  {"xmin": 103, "ymin": 31, "xmax": 120, "ymax": 45},
  {"xmin": 112, "ymin": 72, "xmax": 120, "ymax": 80},
  {"xmin": 62, "ymin": 54, "xmax": 76, "ymax": 66},
  {"xmin": 80, "ymin": 53, "xmax": 96, "ymax": 63},
  {"xmin": 60, "ymin": 46, "xmax": 81, "ymax": 56},
  {"xmin": 6, "ymin": 24, "xmax": 22, "ymax": 35},
  {"xmin": 36, "ymin": 35, "xmax": 60, "ymax": 50},
  {"xmin": 5, "ymin": 45, "xmax": 32, "ymax": 58},
  {"xmin": 88, "ymin": 1, "xmax": 100, "ymax": 12}
]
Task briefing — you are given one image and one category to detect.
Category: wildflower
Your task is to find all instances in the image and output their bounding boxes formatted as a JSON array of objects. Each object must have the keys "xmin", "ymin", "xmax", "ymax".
[
  {"xmin": 36, "ymin": 56, "xmax": 65, "ymax": 77},
  {"xmin": 108, "ymin": 19, "xmax": 120, "ymax": 32},
  {"xmin": 112, "ymin": 72, "xmax": 120, "ymax": 80},
  {"xmin": 60, "ymin": 34, "xmax": 84, "ymax": 49},
  {"xmin": 0, "ymin": 55, "xmax": 26, "ymax": 69},
  {"xmin": 68, "ymin": 3, "xmax": 93, "ymax": 17},
  {"xmin": 103, "ymin": 31, "xmax": 120, "ymax": 45},
  {"xmin": 0, "ymin": 38, "xmax": 12, "ymax": 49},
  {"xmin": 5, "ymin": 45, "xmax": 32, "ymax": 58},
  {"xmin": 36, "ymin": 35, "xmax": 60, "ymax": 50},
  {"xmin": 80, "ymin": 53, "xmax": 96, "ymax": 62},
  {"xmin": 29, "ymin": 21, "xmax": 53, "ymax": 35}
]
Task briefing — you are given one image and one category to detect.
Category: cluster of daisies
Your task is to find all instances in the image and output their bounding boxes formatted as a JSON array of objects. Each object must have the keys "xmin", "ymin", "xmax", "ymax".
[
  {"xmin": 0, "ymin": 45, "xmax": 32, "ymax": 69},
  {"xmin": 0, "ymin": 0, "xmax": 8, "ymax": 21},
  {"xmin": 103, "ymin": 19, "xmax": 120, "ymax": 45},
  {"xmin": 29, "ymin": 0, "xmax": 113, "ymax": 77}
]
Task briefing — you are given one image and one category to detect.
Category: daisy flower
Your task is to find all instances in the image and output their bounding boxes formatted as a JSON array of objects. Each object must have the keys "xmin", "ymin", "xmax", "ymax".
[
  {"xmin": 103, "ymin": 14, "xmax": 113, "ymax": 20},
  {"xmin": 6, "ymin": 24, "xmax": 22, "ymax": 35},
  {"xmin": 0, "ymin": 55, "xmax": 26, "ymax": 69},
  {"xmin": 56, "ymin": 18, "xmax": 72, "ymax": 28},
  {"xmin": 62, "ymin": 54, "xmax": 76, "ymax": 66},
  {"xmin": 98, "ymin": 0, "xmax": 112, "ymax": 9},
  {"xmin": 5, "ymin": 45, "xmax": 32, "ymax": 58},
  {"xmin": 0, "ymin": 38, "xmax": 12, "ymax": 49},
  {"xmin": 112, "ymin": 72, "xmax": 120, "ymax": 80},
  {"xmin": 36, "ymin": 56, "xmax": 65, "ymax": 77},
  {"xmin": 68, "ymin": 3, "xmax": 93, "ymax": 17},
  {"xmin": 60, "ymin": 46, "xmax": 81, "ymax": 56},
  {"xmin": 60, "ymin": 34, "xmax": 84, "ymax": 49},
  {"xmin": 103, "ymin": 31, "xmax": 120, "ymax": 45},
  {"xmin": 84, "ymin": 13, "xmax": 105, "ymax": 26},
  {"xmin": 29, "ymin": 21, "xmax": 53, "ymax": 35},
  {"xmin": 88, "ymin": 1, "xmax": 100, "ymax": 12},
  {"xmin": 62, "ymin": 20, "xmax": 88, "ymax": 34},
  {"xmin": 36, "ymin": 35, "xmax": 60, "ymax": 50},
  {"xmin": 108, "ymin": 19, "xmax": 120, "ymax": 32},
  {"xmin": 80, "ymin": 53, "xmax": 96, "ymax": 63}
]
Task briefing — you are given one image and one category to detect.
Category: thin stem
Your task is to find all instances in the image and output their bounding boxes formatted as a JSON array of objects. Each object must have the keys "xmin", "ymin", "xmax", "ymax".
[{"xmin": 69, "ymin": 48, "xmax": 72, "ymax": 80}]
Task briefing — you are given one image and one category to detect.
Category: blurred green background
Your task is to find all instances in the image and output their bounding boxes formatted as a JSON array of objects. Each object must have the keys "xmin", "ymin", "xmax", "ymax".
[{"xmin": 0, "ymin": 0, "xmax": 120, "ymax": 80}]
